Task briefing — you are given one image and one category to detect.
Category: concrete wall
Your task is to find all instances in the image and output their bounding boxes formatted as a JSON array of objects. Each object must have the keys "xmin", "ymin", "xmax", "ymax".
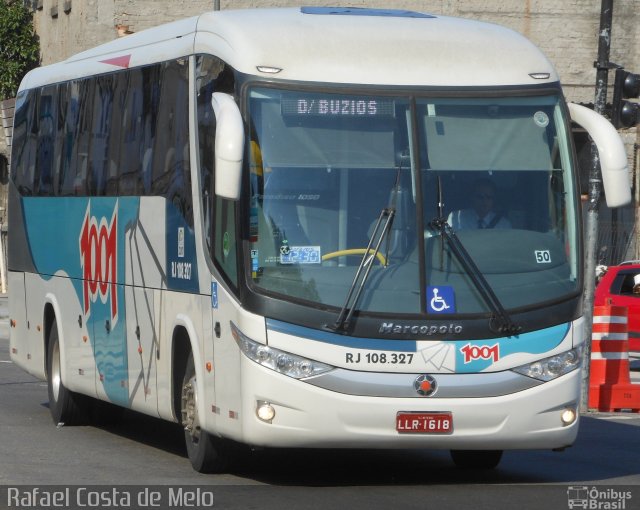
[
  {"xmin": 33, "ymin": 1, "xmax": 216, "ymax": 65},
  {"xmin": 33, "ymin": 1, "xmax": 117, "ymax": 65}
]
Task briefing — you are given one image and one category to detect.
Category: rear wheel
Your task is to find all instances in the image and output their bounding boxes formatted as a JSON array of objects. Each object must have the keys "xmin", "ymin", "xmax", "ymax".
[
  {"xmin": 47, "ymin": 319, "xmax": 89, "ymax": 425},
  {"xmin": 181, "ymin": 351, "xmax": 228, "ymax": 473},
  {"xmin": 450, "ymin": 450, "xmax": 503, "ymax": 469}
]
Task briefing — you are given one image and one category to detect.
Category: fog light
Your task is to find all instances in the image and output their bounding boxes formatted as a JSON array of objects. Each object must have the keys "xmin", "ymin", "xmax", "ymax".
[
  {"xmin": 561, "ymin": 407, "xmax": 577, "ymax": 426},
  {"xmin": 256, "ymin": 402, "xmax": 275, "ymax": 423}
]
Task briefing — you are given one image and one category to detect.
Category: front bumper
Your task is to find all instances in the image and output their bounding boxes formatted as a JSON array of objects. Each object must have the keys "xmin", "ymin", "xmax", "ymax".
[{"xmin": 235, "ymin": 357, "xmax": 581, "ymax": 450}]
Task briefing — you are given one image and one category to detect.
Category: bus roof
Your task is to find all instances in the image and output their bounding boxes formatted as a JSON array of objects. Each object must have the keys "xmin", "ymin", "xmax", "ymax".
[{"xmin": 19, "ymin": 7, "xmax": 559, "ymax": 91}]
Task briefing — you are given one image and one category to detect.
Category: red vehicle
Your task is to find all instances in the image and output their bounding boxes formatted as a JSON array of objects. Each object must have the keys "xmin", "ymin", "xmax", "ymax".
[{"xmin": 594, "ymin": 262, "xmax": 640, "ymax": 351}]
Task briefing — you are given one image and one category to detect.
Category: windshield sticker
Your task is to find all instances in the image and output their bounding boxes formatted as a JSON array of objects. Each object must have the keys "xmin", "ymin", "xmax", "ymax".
[
  {"xmin": 251, "ymin": 249, "xmax": 259, "ymax": 277},
  {"xmin": 535, "ymin": 250, "xmax": 552, "ymax": 263},
  {"xmin": 427, "ymin": 286, "xmax": 455, "ymax": 314},
  {"xmin": 249, "ymin": 199, "xmax": 259, "ymax": 242},
  {"xmin": 533, "ymin": 111, "xmax": 549, "ymax": 127},
  {"xmin": 280, "ymin": 246, "xmax": 322, "ymax": 265},
  {"xmin": 222, "ymin": 232, "xmax": 230, "ymax": 258}
]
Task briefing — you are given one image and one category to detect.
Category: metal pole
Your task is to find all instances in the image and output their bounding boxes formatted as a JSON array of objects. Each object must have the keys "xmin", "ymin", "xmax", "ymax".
[
  {"xmin": 214, "ymin": 1, "xmax": 220, "ymax": 11},
  {"xmin": 0, "ymin": 227, "xmax": 6, "ymax": 294},
  {"xmin": 581, "ymin": 0, "xmax": 614, "ymax": 413},
  {"xmin": 635, "ymin": 142, "xmax": 640, "ymax": 261}
]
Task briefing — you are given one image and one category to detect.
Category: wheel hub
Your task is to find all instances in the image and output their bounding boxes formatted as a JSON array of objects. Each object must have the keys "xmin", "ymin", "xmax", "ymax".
[{"xmin": 181, "ymin": 377, "xmax": 201, "ymax": 442}]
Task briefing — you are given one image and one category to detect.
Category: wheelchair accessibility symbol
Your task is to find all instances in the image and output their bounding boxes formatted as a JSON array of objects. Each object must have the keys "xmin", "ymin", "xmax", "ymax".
[{"xmin": 427, "ymin": 286, "xmax": 455, "ymax": 314}]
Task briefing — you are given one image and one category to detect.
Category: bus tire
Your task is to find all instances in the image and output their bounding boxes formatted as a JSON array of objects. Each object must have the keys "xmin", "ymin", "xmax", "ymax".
[
  {"xmin": 450, "ymin": 449, "xmax": 503, "ymax": 469},
  {"xmin": 181, "ymin": 351, "xmax": 228, "ymax": 473},
  {"xmin": 46, "ymin": 319, "xmax": 89, "ymax": 426}
]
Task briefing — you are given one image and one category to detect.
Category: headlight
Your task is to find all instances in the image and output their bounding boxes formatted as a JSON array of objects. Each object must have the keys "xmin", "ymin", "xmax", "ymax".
[
  {"xmin": 511, "ymin": 347, "xmax": 582, "ymax": 382},
  {"xmin": 230, "ymin": 322, "xmax": 334, "ymax": 379}
]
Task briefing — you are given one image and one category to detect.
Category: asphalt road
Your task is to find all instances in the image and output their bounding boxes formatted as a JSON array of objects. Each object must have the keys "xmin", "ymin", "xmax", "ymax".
[{"xmin": 0, "ymin": 295, "xmax": 638, "ymax": 510}]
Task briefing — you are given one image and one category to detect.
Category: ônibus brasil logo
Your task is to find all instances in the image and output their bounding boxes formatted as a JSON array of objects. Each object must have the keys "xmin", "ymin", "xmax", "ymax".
[{"xmin": 79, "ymin": 202, "xmax": 118, "ymax": 325}]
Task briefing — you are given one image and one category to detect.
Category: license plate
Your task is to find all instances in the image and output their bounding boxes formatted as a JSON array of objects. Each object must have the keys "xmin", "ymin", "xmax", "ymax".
[{"xmin": 396, "ymin": 412, "xmax": 453, "ymax": 434}]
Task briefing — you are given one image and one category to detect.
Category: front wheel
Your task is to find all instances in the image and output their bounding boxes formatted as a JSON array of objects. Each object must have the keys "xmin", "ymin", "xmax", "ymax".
[
  {"xmin": 47, "ymin": 319, "xmax": 89, "ymax": 425},
  {"xmin": 450, "ymin": 450, "xmax": 503, "ymax": 469},
  {"xmin": 181, "ymin": 352, "xmax": 228, "ymax": 473}
]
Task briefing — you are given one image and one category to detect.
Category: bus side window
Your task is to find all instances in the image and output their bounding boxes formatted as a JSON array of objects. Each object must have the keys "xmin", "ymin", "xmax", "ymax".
[
  {"xmin": 119, "ymin": 69, "xmax": 145, "ymax": 196},
  {"xmin": 196, "ymin": 54, "xmax": 237, "ymax": 286},
  {"xmin": 214, "ymin": 198, "xmax": 238, "ymax": 286},
  {"xmin": 53, "ymin": 83, "xmax": 68, "ymax": 197},
  {"xmin": 140, "ymin": 65, "xmax": 161, "ymax": 195},
  {"xmin": 59, "ymin": 81, "xmax": 87, "ymax": 196},
  {"xmin": 151, "ymin": 59, "xmax": 192, "ymax": 224},
  {"xmin": 11, "ymin": 90, "xmax": 38, "ymax": 195},
  {"xmin": 105, "ymin": 72, "xmax": 128, "ymax": 196},
  {"xmin": 196, "ymin": 55, "xmax": 219, "ymax": 253},
  {"xmin": 89, "ymin": 75, "xmax": 114, "ymax": 196},
  {"xmin": 73, "ymin": 80, "xmax": 92, "ymax": 196},
  {"xmin": 36, "ymin": 86, "xmax": 57, "ymax": 196},
  {"xmin": 57, "ymin": 82, "xmax": 74, "ymax": 196}
]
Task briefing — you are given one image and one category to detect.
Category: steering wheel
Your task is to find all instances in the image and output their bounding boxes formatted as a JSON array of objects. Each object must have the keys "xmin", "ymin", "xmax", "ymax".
[{"xmin": 322, "ymin": 249, "xmax": 387, "ymax": 266}]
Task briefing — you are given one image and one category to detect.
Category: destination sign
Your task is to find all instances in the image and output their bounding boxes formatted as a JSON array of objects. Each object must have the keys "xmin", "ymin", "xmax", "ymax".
[{"xmin": 282, "ymin": 97, "xmax": 395, "ymax": 117}]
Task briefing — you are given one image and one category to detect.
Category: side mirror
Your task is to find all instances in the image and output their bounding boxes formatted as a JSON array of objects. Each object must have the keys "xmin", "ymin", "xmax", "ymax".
[
  {"xmin": 211, "ymin": 92, "xmax": 244, "ymax": 200},
  {"xmin": 568, "ymin": 103, "xmax": 631, "ymax": 208}
]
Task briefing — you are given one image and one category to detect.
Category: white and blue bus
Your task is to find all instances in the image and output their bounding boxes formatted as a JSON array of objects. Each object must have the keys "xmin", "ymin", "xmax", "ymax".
[{"xmin": 8, "ymin": 7, "xmax": 631, "ymax": 472}]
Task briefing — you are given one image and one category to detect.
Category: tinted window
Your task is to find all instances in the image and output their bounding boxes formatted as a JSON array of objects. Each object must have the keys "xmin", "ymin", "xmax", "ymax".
[
  {"xmin": 196, "ymin": 55, "xmax": 237, "ymax": 285},
  {"xmin": 89, "ymin": 74, "xmax": 114, "ymax": 196},
  {"xmin": 151, "ymin": 59, "xmax": 192, "ymax": 223},
  {"xmin": 35, "ymin": 86, "xmax": 57, "ymax": 196},
  {"xmin": 11, "ymin": 90, "xmax": 37, "ymax": 195},
  {"xmin": 11, "ymin": 59, "xmax": 194, "ymax": 225},
  {"xmin": 59, "ymin": 81, "xmax": 85, "ymax": 195}
]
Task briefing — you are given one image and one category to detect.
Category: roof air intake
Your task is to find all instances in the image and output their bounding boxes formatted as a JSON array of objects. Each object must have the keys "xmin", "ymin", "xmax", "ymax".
[{"xmin": 300, "ymin": 7, "xmax": 435, "ymax": 19}]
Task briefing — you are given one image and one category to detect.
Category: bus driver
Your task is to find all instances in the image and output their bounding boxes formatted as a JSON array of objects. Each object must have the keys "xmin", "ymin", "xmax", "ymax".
[{"xmin": 448, "ymin": 178, "xmax": 511, "ymax": 230}]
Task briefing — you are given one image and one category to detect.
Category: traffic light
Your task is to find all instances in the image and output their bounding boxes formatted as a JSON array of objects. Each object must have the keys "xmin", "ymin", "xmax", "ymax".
[{"xmin": 612, "ymin": 68, "xmax": 640, "ymax": 128}]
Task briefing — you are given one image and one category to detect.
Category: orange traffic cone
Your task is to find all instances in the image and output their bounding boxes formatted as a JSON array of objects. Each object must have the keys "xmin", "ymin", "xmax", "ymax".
[{"xmin": 589, "ymin": 305, "xmax": 640, "ymax": 412}]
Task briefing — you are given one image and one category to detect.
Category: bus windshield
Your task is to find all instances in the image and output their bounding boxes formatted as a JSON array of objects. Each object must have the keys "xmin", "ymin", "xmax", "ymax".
[{"xmin": 247, "ymin": 86, "xmax": 579, "ymax": 316}]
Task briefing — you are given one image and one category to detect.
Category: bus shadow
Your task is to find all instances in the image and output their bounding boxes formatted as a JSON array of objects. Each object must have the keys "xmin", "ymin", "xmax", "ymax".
[
  {"xmin": 236, "ymin": 415, "xmax": 640, "ymax": 486},
  {"xmin": 40, "ymin": 400, "xmax": 188, "ymax": 458},
  {"xmin": 47, "ymin": 405, "xmax": 640, "ymax": 486},
  {"xmin": 99, "ymin": 408, "xmax": 187, "ymax": 458}
]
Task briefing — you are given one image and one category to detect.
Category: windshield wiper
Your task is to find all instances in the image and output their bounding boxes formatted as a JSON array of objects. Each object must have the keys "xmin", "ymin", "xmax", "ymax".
[
  {"xmin": 324, "ymin": 207, "xmax": 394, "ymax": 333},
  {"xmin": 429, "ymin": 215, "xmax": 522, "ymax": 336},
  {"xmin": 324, "ymin": 160, "xmax": 405, "ymax": 333}
]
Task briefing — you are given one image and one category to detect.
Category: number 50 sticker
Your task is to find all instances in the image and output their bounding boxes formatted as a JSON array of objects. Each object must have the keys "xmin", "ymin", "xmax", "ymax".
[{"xmin": 535, "ymin": 250, "xmax": 551, "ymax": 263}]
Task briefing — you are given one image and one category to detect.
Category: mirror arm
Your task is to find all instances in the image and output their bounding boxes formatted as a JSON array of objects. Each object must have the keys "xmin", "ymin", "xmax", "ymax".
[
  {"xmin": 568, "ymin": 102, "xmax": 630, "ymax": 208},
  {"xmin": 211, "ymin": 92, "xmax": 245, "ymax": 201}
]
